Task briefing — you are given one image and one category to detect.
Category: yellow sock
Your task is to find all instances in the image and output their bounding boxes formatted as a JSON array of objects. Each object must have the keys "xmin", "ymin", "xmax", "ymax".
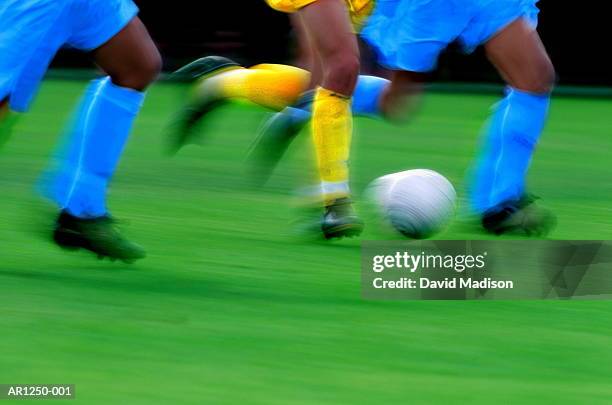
[
  {"xmin": 197, "ymin": 64, "xmax": 310, "ymax": 111},
  {"xmin": 311, "ymin": 87, "xmax": 352, "ymax": 202}
]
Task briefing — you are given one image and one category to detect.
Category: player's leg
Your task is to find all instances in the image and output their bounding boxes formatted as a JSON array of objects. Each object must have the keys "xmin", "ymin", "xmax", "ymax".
[
  {"xmin": 291, "ymin": 13, "xmax": 323, "ymax": 88},
  {"xmin": 247, "ymin": 7, "xmax": 391, "ymax": 187},
  {"xmin": 0, "ymin": 99, "xmax": 8, "ymax": 117},
  {"xmin": 377, "ymin": 70, "xmax": 426, "ymax": 123},
  {"xmin": 182, "ymin": 62, "xmax": 308, "ymax": 111},
  {"xmin": 247, "ymin": 73, "xmax": 391, "ymax": 187},
  {"xmin": 169, "ymin": 54, "xmax": 390, "ymax": 151},
  {"xmin": 166, "ymin": 58, "xmax": 311, "ymax": 153},
  {"xmin": 46, "ymin": 11, "xmax": 161, "ymax": 262},
  {"xmin": 167, "ymin": 10, "xmax": 320, "ymax": 154},
  {"xmin": 296, "ymin": 0, "xmax": 363, "ymax": 238},
  {"xmin": 251, "ymin": 0, "xmax": 430, "ymax": 187},
  {"xmin": 0, "ymin": 98, "xmax": 15, "ymax": 148},
  {"xmin": 470, "ymin": 17, "xmax": 556, "ymax": 235},
  {"xmin": 358, "ymin": 0, "xmax": 454, "ymax": 124}
]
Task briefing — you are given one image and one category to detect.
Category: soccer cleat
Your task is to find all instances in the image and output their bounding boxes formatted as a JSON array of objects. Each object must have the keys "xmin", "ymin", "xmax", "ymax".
[
  {"xmin": 172, "ymin": 55, "xmax": 241, "ymax": 82},
  {"xmin": 321, "ymin": 197, "xmax": 364, "ymax": 239},
  {"xmin": 246, "ymin": 92, "xmax": 313, "ymax": 188},
  {"xmin": 482, "ymin": 194, "xmax": 556, "ymax": 237},
  {"xmin": 53, "ymin": 211, "xmax": 146, "ymax": 263},
  {"xmin": 166, "ymin": 56, "xmax": 241, "ymax": 154}
]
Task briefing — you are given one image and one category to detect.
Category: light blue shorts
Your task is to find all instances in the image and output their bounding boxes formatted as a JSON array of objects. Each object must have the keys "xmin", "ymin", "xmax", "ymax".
[
  {"xmin": 361, "ymin": 0, "xmax": 540, "ymax": 72},
  {"xmin": 0, "ymin": 0, "xmax": 138, "ymax": 112}
]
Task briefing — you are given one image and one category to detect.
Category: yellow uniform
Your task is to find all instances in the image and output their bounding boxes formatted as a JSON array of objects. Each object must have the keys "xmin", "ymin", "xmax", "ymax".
[
  {"xmin": 265, "ymin": 0, "xmax": 374, "ymax": 27},
  {"xmin": 265, "ymin": 0, "xmax": 318, "ymax": 13}
]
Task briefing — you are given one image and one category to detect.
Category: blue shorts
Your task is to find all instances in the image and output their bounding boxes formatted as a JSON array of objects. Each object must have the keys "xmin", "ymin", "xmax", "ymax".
[
  {"xmin": 361, "ymin": 0, "xmax": 540, "ymax": 72},
  {"xmin": 0, "ymin": 0, "xmax": 138, "ymax": 112}
]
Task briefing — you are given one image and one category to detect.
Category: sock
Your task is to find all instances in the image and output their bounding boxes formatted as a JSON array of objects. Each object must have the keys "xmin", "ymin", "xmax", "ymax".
[
  {"xmin": 43, "ymin": 77, "xmax": 145, "ymax": 218},
  {"xmin": 312, "ymin": 87, "xmax": 353, "ymax": 202},
  {"xmin": 470, "ymin": 88, "xmax": 550, "ymax": 213},
  {"xmin": 197, "ymin": 64, "xmax": 310, "ymax": 110},
  {"xmin": 282, "ymin": 90, "xmax": 315, "ymax": 131},
  {"xmin": 352, "ymin": 75, "xmax": 388, "ymax": 117}
]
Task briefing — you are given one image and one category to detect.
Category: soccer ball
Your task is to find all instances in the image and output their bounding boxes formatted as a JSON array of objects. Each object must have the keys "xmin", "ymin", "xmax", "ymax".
[{"xmin": 367, "ymin": 169, "xmax": 457, "ymax": 239}]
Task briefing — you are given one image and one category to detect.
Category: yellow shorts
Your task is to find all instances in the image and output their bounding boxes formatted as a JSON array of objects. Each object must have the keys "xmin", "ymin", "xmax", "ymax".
[
  {"xmin": 265, "ymin": 0, "xmax": 374, "ymax": 26},
  {"xmin": 265, "ymin": 0, "xmax": 318, "ymax": 13}
]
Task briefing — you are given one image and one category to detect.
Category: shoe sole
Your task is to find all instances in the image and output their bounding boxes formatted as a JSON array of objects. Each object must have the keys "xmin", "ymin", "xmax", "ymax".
[
  {"xmin": 485, "ymin": 210, "xmax": 557, "ymax": 237},
  {"xmin": 54, "ymin": 229, "xmax": 143, "ymax": 264},
  {"xmin": 323, "ymin": 224, "xmax": 364, "ymax": 240}
]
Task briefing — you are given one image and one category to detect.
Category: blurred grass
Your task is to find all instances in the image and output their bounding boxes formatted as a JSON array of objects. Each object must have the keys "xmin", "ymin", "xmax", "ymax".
[{"xmin": 0, "ymin": 80, "xmax": 611, "ymax": 404}]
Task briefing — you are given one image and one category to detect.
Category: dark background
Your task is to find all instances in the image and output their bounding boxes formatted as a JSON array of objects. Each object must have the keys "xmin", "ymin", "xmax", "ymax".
[{"xmin": 56, "ymin": 0, "xmax": 609, "ymax": 86}]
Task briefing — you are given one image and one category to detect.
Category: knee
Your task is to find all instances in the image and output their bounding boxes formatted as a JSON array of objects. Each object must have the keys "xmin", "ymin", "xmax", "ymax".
[
  {"xmin": 323, "ymin": 53, "xmax": 360, "ymax": 96},
  {"xmin": 518, "ymin": 58, "xmax": 556, "ymax": 94},
  {"xmin": 110, "ymin": 49, "xmax": 162, "ymax": 91}
]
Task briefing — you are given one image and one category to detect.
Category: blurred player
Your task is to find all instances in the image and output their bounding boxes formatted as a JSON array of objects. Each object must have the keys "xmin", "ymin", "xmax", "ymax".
[
  {"xmin": 167, "ymin": 58, "xmax": 390, "ymax": 181},
  {"xmin": 169, "ymin": 0, "xmax": 376, "ymax": 239},
  {"xmin": 264, "ymin": 0, "xmax": 376, "ymax": 239},
  {"xmin": 0, "ymin": 0, "xmax": 161, "ymax": 261}
]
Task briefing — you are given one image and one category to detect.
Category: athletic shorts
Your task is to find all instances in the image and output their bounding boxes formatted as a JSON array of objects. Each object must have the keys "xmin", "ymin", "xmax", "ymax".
[
  {"xmin": 265, "ymin": 0, "xmax": 374, "ymax": 26},
  {"xmin": 361, "ymin": 0, "xmax": 540, "ymax": 72},
  {"xmin": 0, "ymin": 0, "xmax": 138, "ymax": 112}
]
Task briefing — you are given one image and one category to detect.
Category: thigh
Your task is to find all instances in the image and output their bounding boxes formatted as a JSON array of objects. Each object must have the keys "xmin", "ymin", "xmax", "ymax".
[
  {"xmin": 298, "ymin": 0, "xmax": 358, "ymax": 60},
  {"xmin": 298, "ymin": 0, "xmax": 360, "ymax": 93},
  {"xmin": 484, "ymin": 18, "xmax": 554, "ymax": 92},
  {"xmin": 290, "ymin": 13, "xmax": 323, "ymax": 87},
  {"xmin": 91, "ymin": 17, "xmax": 161, "ymax": 90}
]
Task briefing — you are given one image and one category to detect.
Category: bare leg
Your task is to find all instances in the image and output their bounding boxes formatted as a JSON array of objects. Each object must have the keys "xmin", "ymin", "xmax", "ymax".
[
  {"xmin": 0, "ymin": 98, "xmax": 14, "ymax": 147},
  {"xmin": 0, "ymin": 98, "xmax": 8, "ymax": 119},
  {"xmin": 92, "ymin": 17, "xmax": 161, "ymax": 91},
  {"xmin": 47, "ymin": 18, "xmax": 162, "ymax": 261},
  {"xmin": 297, "ymin": 0, "xmax": 363, "ymax": 238},
  {"xmin": 380, "ymin": 70, "xmax": 427, "ymax": 123},
  {"xmin": 485, "ymin": 19, "xmax": 555, "ymax": 94},
  {"xmin": 291, "ymin": 14, "xmax": 323, "ymax": 88},
  {"xmin": 472, "ymin": 18, "xmax": 556, "ymax": 235},
  {"xmin": 298, "ymin": 0, "xmax": 359, "ymax": 96}
]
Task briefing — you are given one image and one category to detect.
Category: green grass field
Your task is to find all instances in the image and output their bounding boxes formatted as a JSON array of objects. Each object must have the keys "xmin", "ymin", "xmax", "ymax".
[{"xmin": 1, "ymin": 79, "xmax": 611, "ymax": 404}]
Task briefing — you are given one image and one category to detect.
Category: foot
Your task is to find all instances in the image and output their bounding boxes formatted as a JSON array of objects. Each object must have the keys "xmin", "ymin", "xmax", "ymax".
[
  {"xmin": 482, "ymin": 194, "xmax": 556, "ymax": 237},
  {"xmin": 246, "ymin": 93, "xmax": 313, "ymax": 187},
  {"xmin": 322, "ymin": 197, "xmax": 364, "ymax": 239},
  {"xmin": 53, "ymin": 211, "xmax": 146, "ymax": 263},
  {"xmin": 166, "ymin": 56, "xmax": 241, "ymax": 154}
]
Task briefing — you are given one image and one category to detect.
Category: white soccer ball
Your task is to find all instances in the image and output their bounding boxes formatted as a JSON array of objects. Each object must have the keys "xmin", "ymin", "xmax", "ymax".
[{"xmin": 368, "ymin": 169, "xmax": 457, "ymax": 239}]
